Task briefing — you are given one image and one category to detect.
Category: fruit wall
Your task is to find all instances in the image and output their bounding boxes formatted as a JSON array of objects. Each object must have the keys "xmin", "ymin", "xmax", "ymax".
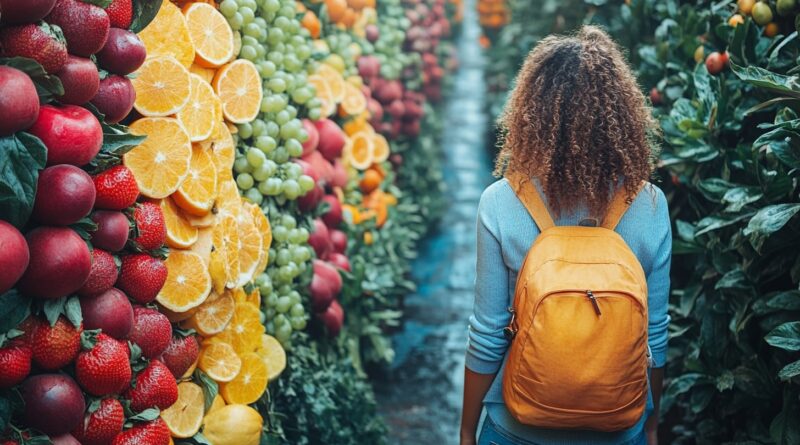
[{"xmin": 0, "ymin": 0, "xmax": 461, "ymax": 443}]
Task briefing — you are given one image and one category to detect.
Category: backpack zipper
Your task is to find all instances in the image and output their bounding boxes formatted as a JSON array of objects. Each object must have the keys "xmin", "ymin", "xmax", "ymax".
[
  {"xmin": 504, "ymin": 307, "xmax": 518, "ymax": 340},
  {"xmin": 586, "ymin": 290, "xmax": 602, "ymax": 316}
]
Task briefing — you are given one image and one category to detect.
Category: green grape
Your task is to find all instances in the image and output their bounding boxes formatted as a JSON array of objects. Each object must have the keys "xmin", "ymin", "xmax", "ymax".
[
  {"xmin": 240, "ymin": 45, "xmax": 257, "ymax": 60},
  {"xmin": 263, "ymin": 0, "xmax": 280, "ymax": 13},
  {"xmin": 262, "ymin": 95, "xmax": 283, "ymax": 113},
  {"xmin": 264, "ymin": 177, "xmax": 283, "ymax": 196},
  {"xmin": 307, "ymin": 108, "xmax": 321, "ymax": 121},
  {"xmin": 265, "ymin": 121, "xmax": 280, "ymax": 138},
  {"xmin": 267, "ymin": 28, "xmax": 285, "ymax": 45},
  {"xmin": 277, "ymin": 266, "xmax": 293, "ymax": 283},
  {"xmin": 243, "ymin": 23, "xmax": 261, "ymax": 38},
  {"xmin": 276, "ymin": 324, "xmax": 292, "ymax": 343},
  {"xmin": 280, "ymin": 120, "xmax": 300, "ymax": 140},
  {"xmin": 251, "ymin": 119, "xmax": 267, "ymax": 137},
  {"xmin": 288, "ymin": 291, "xmax": 302, "ymax": 305},
  {"xmin": 280, "ymin": 214, "xmax": 296, "ymax": 229},
  {"xmin": 276, "ymin": 248, "xmax": 291, "ymax": 266},
  {"xmin": 239, "ymin": 6, "xmax": 255, "ymax": 23},
  {"xmin": 278, "ymin": 284, "xmax": 292, "ymax": 295},
  {"xmin": 259, "ymin": 60, "xmax": 276, "ymax": 77},
  {"xmin": 290, "ymin": 245, "xmax": 305, "ymax": 263},
  {"xmin": 298, "ymin": 174, "xmax": 314, "ymax": 192},
  {"xmin": 268, "ymin": 77, "xmax": 287, "ymax": 93},
  {"xmin": 286, "ymin": 139, "xmax": 303, "ymax": 158},
  {"xmin": 275, "ymin": 110, "xmax": 290, "ymax": 126},
  {"xmin": 276, "ymin": 296, "xmax": 292, "ymax": 313},
  {"xmin": 298, "ymin": 228, "xmax": 310, "ymax": 243},
  {"xmin": 272, "ymin": 147, "xmax": 289, "ymax": 164},
  {"xmin": 265, "ymin": 308, "xmax": 276, "ymax": 320},
  {"xmin": 265, "ymin": 321, "xmax": 275, "ymax": 334},
  {"xmin": 255, "ymin": 136, "xmax": 277, "ymax": 153},
  {"xmin": 229, "ymin": 12, "xmax": 244, "ymax": 30},
  {"xmin": 234, "ymin": 157, "xmax": 251, "ymax": 174},
  {"xmin": 273, "ymin": 224, "xmax": 289, "ymax": 242},
  {"xmin": 266, "ymin": 293, "xmax": 279, "ymax": 308},
  {"xmin": 246, "ymin": 147, "xmax": 266, "ymax": 168},
  {"xmin": 255, "ymin": 44, "xmax": 266, "ymax": 58},
  {"xmin": 242, "ymin": 35, "xmax": 258, "ymax": 47},
  {"xmin": 285, "ymin": 162, "xmax": 302, "ymax": 178},
  {"xmin": 274, "ymin": 15, "xmax": 290, "ymax": 31},
  {"xmin": 282, "ymin": 179, "xmax": 300, "ymax": 199},
  {"xmin": 284, "ymin": 54, "xmax": 301, "ymax": 73},
  {"xmin": 297, "ymin": 128, "xmax": 308, "ymax": 143},
  {"xmin": 291, "ymin": 87, "xmax": 312, "ymax": 104},
  {"xmin": 263, "ymin": 159, "xmax": 278, "ymax": 176},
  {"xmin": 245, "ymin": 188, "xmax": 263, "ymax": 204},
  {"xmin": 259, "ymin": 280, "xmax": 274, "ymax": 297},
  {"xmin": 252, "ymin": 164, "xmax": 271, "ymax": 182},
  {"xmin": 220, "ymin": 0, "xmax": 237, "ymax": 17},
  {"xmin": 237, "ymin": 173, "xmax": 254, "ymax": 190},
  {"xmin": 290, "ymin": 317, "xmax": 307, "ymax": 331},
  {"xmin": 237, "ymin": 122, "xmax": 253, "ymax": 139}
]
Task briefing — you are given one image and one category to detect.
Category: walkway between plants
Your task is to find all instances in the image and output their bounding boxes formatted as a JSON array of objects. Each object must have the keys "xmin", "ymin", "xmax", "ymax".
[{"xmin": 374, "ymin": 1, "xmax": 494, "ymax": 441}]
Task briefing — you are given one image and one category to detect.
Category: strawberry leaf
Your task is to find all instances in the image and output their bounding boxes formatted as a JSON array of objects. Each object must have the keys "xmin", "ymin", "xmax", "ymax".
[
  {"xmin": 80, "ymin": 329, "xmax": 101, "ymax": 350},
  {"xmin": 129, "ymin": 342, "xmax": 149, "ymax": 373},
  {"xmin": 80, "ymin": 0, "xmax": 113, "ymax": 8},
  {"xmin": 21, "ymin": 433, "xmax": 51, "ymax": 445},
  {"xmin": 193, "ymin": 369, "xmax": 218, "ymax": 413},
  {"xmin": 128, "ymin": 408, "xmax": 160, "ymax": 422},
  {"xmin": 88, "ymin": 398, "xmax": 102, "ymax": 413},
  {"xmin": 0, "ymin": 397, "xmax": 11, "ymax": 432},
  {"xmin": 70, "ymin": 216, "xmax": 99, "ymax": 243},
  {"xmin": 42, "ymin": 297, "xmax": 67, "ymax": 326},
  {"xmin": 0, "ymin": 133, "xmax": 47, "ymax": 229},
  {"xmin": 83, "ymin": 104, "xmax": 146, "ymax": 174},
  {"xmin": 0, "ymin": 290, "xmax": 31, "ymax": 334},
  {"xmin": 65, "ymin": 296, "xmax": 82, "ymax": 328},
  {"xmin": 174, "ymin": 327, "xmax": 196, "ymax": 337},
  {"xmin": 175, "ymin": 432, "xmax": 213, "ymax": 445},
  {"xmin": 130, "ymin": 0, "xmax": 164, "ymax": 33},
  {"xmin": 0, "ymin": 56, "xmax": 64, "ymax": 102}
]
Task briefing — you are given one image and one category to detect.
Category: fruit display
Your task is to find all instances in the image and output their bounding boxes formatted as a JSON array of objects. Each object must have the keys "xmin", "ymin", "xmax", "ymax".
[
  {"xmin": 0, "ymin": 0, "xmax": 458, "ymax": 442},
  {"xmin": 484, "ymin": 0, "xmax": 800, "ymax": 443}
]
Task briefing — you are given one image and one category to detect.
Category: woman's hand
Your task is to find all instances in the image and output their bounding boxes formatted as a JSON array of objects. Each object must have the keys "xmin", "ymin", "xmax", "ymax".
[{"xmin": 460, "ymin": 431, "xmax": 477, "ymax": 445}]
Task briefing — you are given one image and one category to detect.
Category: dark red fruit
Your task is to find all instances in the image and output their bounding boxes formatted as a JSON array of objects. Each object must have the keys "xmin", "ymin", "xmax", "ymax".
[
  {"xmin": 32, "ymin": 164, "xmax": 96, "ymax": 226},
  {"xmin": 111, "ymin": 418, "xmax": 170, "ymax": 445},
  {"xmin": 106, "ymin": 0, "xmax": 132, "ymax": 29},
  {"xmin": 96, "ymin": 28, "xmax": 145, "ymax": 75},
  {"xmin": 318, "ymin": 299, "xmax": 344, "ymax": 337},
  {"xmin": 365, "ymin": 24, "xmax": 379, "ymax": 42},
  {"xmin": 56, "ymin": 55, "xmax": 99, "ymax": 105},
  {"xmin": 50, "ymin": 434, "xmax": 80, "ymax": 445},
  {"xmin": 131, "ymin": 202, "xmax": 166, "ymax": 250},
  {"xmin": 309, "ymin": 219, "xmax": 332, "ymax": 260},
  {"xmin": 18, "ymin": 227, "xmax": 92, "ymax": 299},
  {"xmin": 125, "ymin": 360, "xmax": 178, "ymax": 412},
  {"xmin": 0, "ymin": 0, "xmax": 57, "ymax": 24},
  {"xmin": 28, "ymin": 104, "xmax": 103, "ymax": 167},
  {"xmin": 328, "ymin": 252, "xmax": 351, "ymax": 272},
  {"xmin": 21, "ymin": 374, "xmax": 85, "ymax": 435},
  {"xmin": 72, "ymin": 397, "xmax": 124, "ymax": 445},
  {"xmin": 330, "ymin": 229, "xmax": 347, "ymax": 254},
  {"xmin": 77, "ymin": 249, "xmax": 118, "ymax": 297},
  {"xmin": 116, "ymin": 254, "xmax": 167, "ymax": 304},
  {"xmin": 90, "ymin": 210, "xmax": 131, "ymax": 252},
  {"xmin": 93, "ymin": 165, "xmax": 140, "ymax": 210},
  {"xmin": 705, "ymin": 51, "xmax": 728, "ymax": 75},
  {"xmin": 0, "ymin": 220, "xmax": 29, "ymax": 294},
  {"xmin": 0, "ymin": 341, "xmax": 32, "ymax": 388},
  {"xmin": 30, "ymin": 317, "xmax": 81, "ymax": 370},
  {"xmin": 75, "ymin": 333, "xmax": 131, "ymax": 396},
  {"xmin": 46, "ymin": 0, "xmax": 110, "ymax": 56},
  {"xmin": 80, "ymin": 288, "xmax": 133, "ymax": 340},
  {"xmin": 0, "ymin": 22, "xmax": 67, "ymax": 73},
  {"xmin": 0, "ymin": 66, "xmax": 40, "ymax": 136},
  {"xmin": 321, "ymin": 195, "xmax": 343, "ymax": 228},
  {"xmin": 90, "ymin": 74, "xmax": 136, "ymax": 124},
  {"xmin": 160, "ymin": 335, "xmax": 199, "ymax": 379},
  {"xmin": 129, "ymin": 307, "xmax": 171, "ymax": 359}
]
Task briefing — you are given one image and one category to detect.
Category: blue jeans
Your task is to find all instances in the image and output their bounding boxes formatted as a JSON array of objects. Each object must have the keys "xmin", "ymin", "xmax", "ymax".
[{"xmin": 478, "ymin": 416, "xmax": 647, "ymax": 445}]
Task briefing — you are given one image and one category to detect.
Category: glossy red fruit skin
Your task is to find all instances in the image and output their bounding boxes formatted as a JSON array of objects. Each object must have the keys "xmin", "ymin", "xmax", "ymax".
[
  {"xmin": 77, "ymin": 249, "xmax": 118, "ymax": 297},
  {"xmin": 32, "ymin": 164, "xmax": 96, "ymax": 226},
  {"xmin": 0, "ymin": 220, "xmax": 29, "ymax": 294},
  {"xmin": 0, "ymin": 341, "xmax": 32, "ymax": 388},
  {"xmin": 96, "ymin": 28, "xmax": 145, "ymax": 75},
  {"xmin": 116, "ymin": 254, "xmax": 167, "ymax": 304},
  {"xmin": 318, "ymin": 299, "xmax": 344, "ymax": 337},
  {"xmin": 129, "ymin": 307, "xmax": 171, "ymax": 359},
  {"xmin": 18, "ymin": 227, "xmax": 92, "ymax": 299},
  {"xmin": 160, "ymin": 335, "xmax": 199, "ymax": 379},
  {"xmin": 321, "ymin": 195, "xmax": 343, "ymax": 228},
  {"xmin": 71, "ymin": 397, "xmax": 124, "ymax": 445},
  {"xmin": 705, "ymin": 51, "xmax": 728, "ymax": 75},
  {"xmin": 329, "ymin": 229, "xmax": 347, "ymax": 254},
  {"xmin": 0, "ymin": 23, "xmax": 68, "ymax": 73},
  {"xmin": 90, "ymin": 75, "xmax": 136, "ymax": 124},
  {"xmin": 75, "ymin": 333, "xmax": 132, "ymax": 396},
  {"xmin": 111, "ymin": 418, "xmax": 171, "ymax": 445},
  {"xmin": 30, "ymin": 317, "xmax": 81, "ymax": 370},
  {"xmin": 0, "ymin": 66, "xmax": 40, "ymax": 136},
  {"xmin": 92, "ymin": 165, "xmax": 140, "ymax": 210},
  {"xmin": 125, "ymin": 360, "xmax": 178, "ymax": 412},
  {"xmin": 56, "ymin": 55, "xmax": 100, "ymax": 105},
  {"xmin": 328, "ymin": 252, "xmax": 351, "ymax": 272},
  {"xmin": 131, "ymin": 202, "xmax": 166, "ymax": 250},
  {"xmin": 46, "ymin": 0, "xmax": 110, "ymax": 57},
  {"xmin": 105, "ymin": 0, "xmax": 132, "ymax": 29},
  {"xmin": 21, "ymin": 373, "xmax": 85, "ymax": 436},
  {"xmin": 28, "ymin": 105, "xmax": 103, "ymax": 167},
  {"xmin": 90, "ymin": 211, "xmax": 130, "ymax": 252},
  {"xmin": 50, "ymin": 434, "xmax": 81, "ymax": 445},
  {"xmin": 80, "ymin": 287, "xmax": 133, "ymax": 340},
  {"xmin": 0, "ymin": 0, "xmax": 57, "ymax": 24}
]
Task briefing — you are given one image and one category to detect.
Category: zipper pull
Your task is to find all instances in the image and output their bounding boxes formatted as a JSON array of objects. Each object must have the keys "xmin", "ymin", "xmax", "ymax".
[
  {"xmin": 503, "ymin": 307, "xmax": 518, "ymax": 340},
  {"xmin": 586, "ymin": 290, "xmax": 602, "ymax": 316}
]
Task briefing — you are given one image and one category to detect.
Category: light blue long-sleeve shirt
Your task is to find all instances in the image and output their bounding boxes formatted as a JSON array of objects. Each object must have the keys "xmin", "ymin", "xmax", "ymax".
[{"xmin": 466, "ymin": 178, "xmax": 672, "ymax": 444}]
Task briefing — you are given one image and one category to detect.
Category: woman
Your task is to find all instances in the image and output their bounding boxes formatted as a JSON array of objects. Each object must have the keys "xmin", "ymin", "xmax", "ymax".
[{"xmin": 460, "ymin": 26, "xmax": 671, "ymax": 445}]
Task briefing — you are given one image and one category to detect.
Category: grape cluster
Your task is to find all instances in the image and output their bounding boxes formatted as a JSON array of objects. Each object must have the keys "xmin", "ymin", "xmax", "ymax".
[{"xmin": 374, "ymin": 0, "xmax": 414, "ymax": 80}]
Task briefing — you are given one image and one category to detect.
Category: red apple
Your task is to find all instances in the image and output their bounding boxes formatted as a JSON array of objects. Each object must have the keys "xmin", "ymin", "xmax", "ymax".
[
  {"xmin": 18, "ymin": 227, "xmax": 91, "ymax": 299},
  {"xmin": 376, "ymin": 80, "xmax": 403, "ymax": 104},
  {"xmin": 0, "ymin": 220, "xmax": 29, "ymax": 294},
  {"xmin": 321, "ymin": 195, "xmax": 343, "ymax": 228},
  {"xmin": 0, "ymin": 66, "xmax": 40, "ymax": 136},
  {"xmin": 21, "ymin": 374, "xmax": 85, "ymax": 436},
  {"xmin": 56, "ymin": 55, "xmax": 99, "ymax": 105},
  {"xmin": 357, "ymin": 55, "xmax": 380, "ymax": 79},
  {"xmin": 330, "ymin": 229, "xmax": 347, "ymax": 254},
  {"xmin": 309, "ymin": 272, "xmax": 334, "ymax": 312},
  {"xmin": 365, "ymin": 24, "xmax": 379, "ymax": 42},
  {"xmin": 90, "ymin": 75, "xmax": 135, "ymax": 124},
  {"xmin": 301, "ymin": 151, "xmax": 333, "ymax": 184},
  {"xmin": 32, "ymin": 165, "xmax": 96, "ymax": 226},
  {"xmin": 314, "ymin": 119, "xmax": 346, "ymax": 162},
  {"xmin": 301, "ymin": 119, "xmax": 319, "ymax": 156},
  {"xmin": 318, "ymin": 299, "xmax": 344, "ymax": 337},
  {"xmin": 96, "ymin": 28, "xmax": 146, "ymax": 75},
  {"xmin": 313, "ymin": 259, "xmax": 342, "ymax": 295},
  {"xmin": 28, "ymin": 105, "xmax": 103, "ymax": 167},
  {"xmin": 330, "ymin": 159, "xmax": 348, "ymax": 189},
  {"xmin": 79, "ymin": 288, "xmax": 133, "ymax": 340},
  {"xmin": 309, "ymin": 219, "xmax": 332, "ymax": 260},
  {"xmin": 328, "ymin": 252, "xmax": 351, "ymax": 272},
  {"xmin": 89, "ymin": 210, "xmax": 130, "ymax": 252}
]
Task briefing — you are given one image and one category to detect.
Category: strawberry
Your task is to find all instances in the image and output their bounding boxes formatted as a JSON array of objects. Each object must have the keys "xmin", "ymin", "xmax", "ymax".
[
  {"xmin": 72, "ymin": 397, "xmax": 124, "ymax": 445},
  {"xmin": 106, "ymin": 0, "xmax": 133, "ymax": 29},
  {"xmin": 75, "ymin": 333, "xmax": 131, "ymax": 396},
  {"xmin": 77, "ymin": 249, "xmax": 119, "ymax": 297},
  {"xmin": 128, "ymin": 307, "xmax": 171, "ymax": 359},
  {"xmin": 111, "ymin": 418, "xmax": 170, "ymax": 445},
  {"xmin": 46, "ymin": 0, "xmax": 110, "ymax": 57},
  {"xmin": 131, "ymin": 202, "xmax": 166, "ymax": 250},
  {"xmin": 0, "ymin": 341, "xmax": 31, "ymax": 388},
  {"xmin": 31, "ymin": 316, "xmax": 81, "ymax": 370},
  {"xmin": 125, "ymin": 360, "xmax": 178, "ymax": 412},
  {"xmin": 16, "ymin": 316, "xmax": 39, "ymax": 346},
  {"xmin": 116, "ymin": 254, "xmax": 167, "ymax": 304},
  {"xmin": 160, "ymin": 335, "xmax": 199, "ymax": 379},
  {"xmin": 92, "ymin": 165, "xmax": 139, "ymax": 210},
  {"xmin": 0, "ymin": 22, "xmax": 68, "ymax": 73}
]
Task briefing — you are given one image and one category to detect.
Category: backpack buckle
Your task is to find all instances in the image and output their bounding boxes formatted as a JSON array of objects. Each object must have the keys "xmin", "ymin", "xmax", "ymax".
[{"xmin": 504, "ymin": 307, "xmax": 518, "ymax": 340}]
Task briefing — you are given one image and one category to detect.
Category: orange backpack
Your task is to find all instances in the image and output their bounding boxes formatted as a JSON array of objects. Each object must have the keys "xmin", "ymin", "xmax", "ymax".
[{"xmin": 502, "ymin": 172, "xmax": 650, "ymax": 432}]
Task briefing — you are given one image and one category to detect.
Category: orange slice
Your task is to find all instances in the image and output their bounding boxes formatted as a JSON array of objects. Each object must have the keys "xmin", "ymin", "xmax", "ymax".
[
  {"xmin": 343, "ymin": 116, "xmax": 371, "ymax": 136},
  {"xmin": 371, "ymin": 132, "xmax": 390, "ymax": 163},
  {"xmin": 174, "ymin": 144, "xmax": 218, "ymax": 216},
  {"xmin": 177, "ymin": 74, "xmax": 220, "ymax": 142},
  {"xmin": 125, "ymin": 118, "xmax": 193, "ymax": 198},
  {"xmin": 348, "ymin": 131, "xmax": 374, "ymax": 170},
  {"xmin": 339, "ymin": 82, "xmax": 367, "ymax": 116},
  {"xmin": 183, "ymin": 2, "xmax": 235, "ymax": 68},
  {"xmin": 198, "ymin": 342, "xmax": 241, "ymax": 382},
  {"xmin": 317, "ymin": 63, "xmax": 345, "ymax": 103},
  {"xmin": 308, "ymin": 74, "xmax": 337, "ymax": 118},
  {"xmin": 236, "ymin": 209, "xmax": 263, "ymax": 285},
  {"xmin": 157, "ymin": 251, "xmax": 212, "ymax": 313},
  {"xmin": 212, "ymin": 213, "xmax": 240, "ymax": 289},
  {"xmin": 187, "ymin": 212, "xmax": 216, "ymax": 228},
  {"xmin": 219, "ymin": 352, "xmax": 267, "ymax": 405},
  {"xmin": 212, "ymin": 59, "xmax": 262, "ymax": 124},
  {"xmin": 160, "ymin": 197, "xmax": 199, "ymax": 249},
  {"xmin": 187, "ymin": 290, "xmax": 235, "ymax": 336},
  {"xmin": 189, "ymin": 64, "xmax": 216, "ymax": 83},
  {"xmin": 189, "ymin": 227, "xmax": 213, "ymax": 264},
  {"xmin": 211, "ymin": 123, "xmax": 235, "ymax": 182},
  {"xmin": 244, "ymin": 202, "xmax": 271, "ymax": 275},
  {"xmin": 138, "ymin": 0, "xmax": 195, "ymax": 67},
  {"xmin": 255, "ymin": 334, "xmax": 286, "ymax": 381},
  {"xmin": 132, "ymin": 56, "xmax": 192, "ymax": 117},
  {"xmin": 245, "ymin": 288, "xmax": 260, "ymax": 308},
  {"xmin": 161, "ymin": 382, "xmax": 204, "ymax": 438},
  {"xmin": 211, "ymin": 303, "xmax": 264, "ymax": 354},
  {"xmin": 215, "ymin": 178, "xmax": 242, "ymax": 220}
]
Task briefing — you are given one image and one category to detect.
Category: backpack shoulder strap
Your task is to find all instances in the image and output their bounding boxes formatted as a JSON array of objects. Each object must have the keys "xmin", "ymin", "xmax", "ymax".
[
  {"xmin": 506, "ymin": 171, "xmax": 555, "ymax": 231},
  {"xmin": 601, "ymin": 181, "xmax": 647, "ymax": 230}
]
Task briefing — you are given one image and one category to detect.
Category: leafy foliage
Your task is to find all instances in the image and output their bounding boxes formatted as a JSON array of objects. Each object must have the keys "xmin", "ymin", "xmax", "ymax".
[{"xmin": 0, "ymin": 133, "xmax": 47, "ymax": 229}]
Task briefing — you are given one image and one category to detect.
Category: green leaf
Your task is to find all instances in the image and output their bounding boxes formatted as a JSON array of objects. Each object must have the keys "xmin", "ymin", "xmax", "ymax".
[
  {"xmin": 765, "ymin": 322, "xmax": 800, "ymax": 351},
  {"xmin": 0, "ymin": 397, "xmax": 11, "ymax": 432},
  {"xmin": 770, "ymin": 393, "xmax": 800, "ymax": 444},
  {"xmin": 778, "ymin": 359, "xmax": 800, "ymax": 380},
  {"xmin": 722, "ymin": 187, "xmax": 763, "ymax": 213},
  {"xmin": 0, "ymin": 57, "xmax": 64, "ymax": 102},
  {"xmin": 130, "ymin": 0, "xmax": 164, "ymax": 33},
  {"xmin": 129, "ymin": 407, "xmax": 160, "ymax": 421},
  {"xmin": 81, "ymin": 0, "xmax": 113, "ymax": 7},
  {"xmin": 0, "ymin": 133, "xmax": 48, "ymax": 228},
  {"xmin": 697, "ymin": 178, "xmax": 735, "ymax": 202},
  {"xmin": 731, "ymin": 63, "xmax": 800, "ymax": 97},
  {"xmin": 0, "ymin": 290, "xmax": 31, "ymax": 333},
  {"xmin": 65, "ymin": 296, "xmax": 82, "ymax": 328},
  {"xmin": 43, "ymin": 297, "xmax": 67, "ymax": 326},
  {"xmin": 194, "ymin": 369, "xmax": 219, "ymax": 413},
  {"xmin": 744, "ymin": 204, "xmax": 800, "ymax": 252}
]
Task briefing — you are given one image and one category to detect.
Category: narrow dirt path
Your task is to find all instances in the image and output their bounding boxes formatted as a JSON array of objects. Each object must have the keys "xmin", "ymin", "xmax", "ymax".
[{"xmin": 374, "ymin": 2, "xmax": 494, "ymax": 441}]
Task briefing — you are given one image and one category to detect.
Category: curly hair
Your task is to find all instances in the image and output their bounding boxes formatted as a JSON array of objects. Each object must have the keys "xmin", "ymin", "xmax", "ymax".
[{"xmin": 495, "ymin": 25, "xmax": 658, "ymax": 218}]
